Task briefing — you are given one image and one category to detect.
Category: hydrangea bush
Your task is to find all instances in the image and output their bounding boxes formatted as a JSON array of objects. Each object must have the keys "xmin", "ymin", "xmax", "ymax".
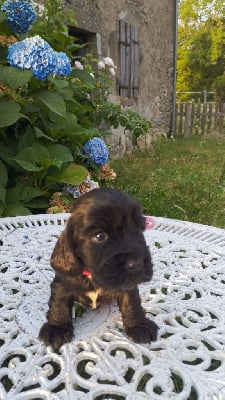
[{"xmin": 0, "ymin": 0, "xmax": 151, "ymax": 216}]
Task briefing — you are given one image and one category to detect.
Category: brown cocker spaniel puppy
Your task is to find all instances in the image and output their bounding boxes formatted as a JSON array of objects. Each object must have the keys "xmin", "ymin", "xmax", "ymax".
[{"xmin": 39, "ymin": 188, "xmax": 158, "ymax": 350}]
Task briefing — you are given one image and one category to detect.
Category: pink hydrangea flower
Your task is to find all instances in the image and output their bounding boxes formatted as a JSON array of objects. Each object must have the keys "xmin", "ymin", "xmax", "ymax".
[
  {"xmin": 74, "ymin": 60, "xmax": 83, "ymax": 70},
  {"xmin": 103, "ymin": 56, "xmax": 114, "ymax": 67},
  {"xmin": 98, "ymin": 60, "xmax": 105, "ymax": 69},
  {"xmin": 109, "ymin": 66, "xmax": 116, "ymax": 76}
]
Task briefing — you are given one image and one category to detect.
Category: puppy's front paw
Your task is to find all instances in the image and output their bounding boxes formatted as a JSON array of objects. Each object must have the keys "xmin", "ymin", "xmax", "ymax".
[
  {"xmin": 39, "ymin": 322, "xmax": 73, "ymax": 351},
  {"xmin": 125, "ymin": 319, "xmax": 158, "ymax": 343}
]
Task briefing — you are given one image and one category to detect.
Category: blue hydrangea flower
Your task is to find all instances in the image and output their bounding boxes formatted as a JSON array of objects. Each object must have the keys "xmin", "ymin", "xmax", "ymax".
[
  {"xmin": 30, "ymin": 47, "xmax": 57, "ymax": 80},
  {"xmin": 63, "ymin": 185, "xmax": 81, "ymax": 198},
  {"xmin": 1, "ymin": 0, "xmax": 37, "ymax": 34},
  {"xmin": 8, "ymin": 40, "xmax": 31, "ymax": 70},
  {"xmin": 83, "ymin": 137, "xmax": 109, "ymax": 166},
  {"xmin": 7, "ymin": 36, "xmax": 72, "ymax": 80},
  {"xmin": 63, "ymin": 176, "xmax": 99, "ymax": 198},
  {"xmin": 8, "ymin": 36, "xmax": 57, "ymax": 80},
  {"xmin": 54, "ymin": 52, "xmax": 72, "ymax": 77}
]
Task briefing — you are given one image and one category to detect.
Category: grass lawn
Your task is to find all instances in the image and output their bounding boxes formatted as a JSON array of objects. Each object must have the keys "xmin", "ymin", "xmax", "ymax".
[{"xmin": 110, "ymin": 136, "xmax": 225, "ymax": 228}]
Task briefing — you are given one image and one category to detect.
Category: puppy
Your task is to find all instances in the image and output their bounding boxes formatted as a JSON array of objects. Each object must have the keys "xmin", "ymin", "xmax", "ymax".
[{"xmin": 39, "ymin": 188, "xmax": 158, "ymax": 350}]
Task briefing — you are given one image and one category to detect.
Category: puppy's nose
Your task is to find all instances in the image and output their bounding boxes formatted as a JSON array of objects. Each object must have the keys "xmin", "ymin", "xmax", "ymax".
[{"xmin": 126, "ymin": 260, "xmax": 142, "ymax": 270}]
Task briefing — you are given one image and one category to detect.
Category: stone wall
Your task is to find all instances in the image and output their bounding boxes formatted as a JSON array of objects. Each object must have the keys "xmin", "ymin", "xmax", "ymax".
[{"xmin": 63, "ymin": 0, "xmax": 176, "ymax": 155}]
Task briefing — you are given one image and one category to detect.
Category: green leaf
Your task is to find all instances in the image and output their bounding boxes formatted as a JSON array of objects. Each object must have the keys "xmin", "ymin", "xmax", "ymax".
[
  {"xmin": 0, "ymin": 160, "xmax": 8, "ymax": 186},
  {"xmin": 0, "ymin": 185, "xmax": 6, "ymax": 205},
  {"xmin": 71, "ymin": 69, "xmax": 96, "ymax": 86},
  {"xmin": 18, "ymin": 131, "xmax": 36, "ymax": 151},
  {"xmin": 11, "ymin": 144, "xmax": 49, "ymax": 171},
  {"xmin": 0, "ymin": 45, "xmax": 8, "ymax": 61},
  {"xmin": 19, "ymin": 185, "xmax": 46, "ymax": 203},
  {"xmin": 0, "ymin": 10, "xmax": 12, "ymax": 35},
  {"xmin": 48, "ymin": 144, "xmax": 73, "ymax": 167},
  {"xmin": 48, "ymin": 76, "xmax": 70, "ymax": 90},
  {"xmin": 0, "ymin": 10, "xmax": 7, "ymax": 23},
  {"xmin": 25, "ymin": 198, "xmax": 48, "ymax": 209},
  {"xmin": 11, "ymin": 143, "xmax": 73, "ymax": 172},
  {"xmin": 0, "ymin": 142, "xmax": 21, "ymax": 169},
  {"xmin": 5, "ymin": 184, "xmax": 46, "ymax": 209},
  {"xmin": 48, "ymin": 112, "xmax": 79, "ymax": 138},
  {"xmin": 47, "ymin": 164, "xmax": 87, "ymax": 185},
  {"xmin": 0, "ymin": 202, "xmax": 4, "ymax": 216},
  {"xmin": 0, "ymin": 66, "xmax": 33, "ymax": 90},
  {"xmin": 58, "ymin": 87, "xmax": 74, "ymax": 98},
  {"xmin": 3, "ymin": 203, "xmax": 31, "ymax": 217},
  {"xmin": 33, "ymin": 90, "xmax": 67, "ymax": 117},
  {"xmin": 33, "ymin": 127, "xmax": 55, "ymax": 142},
  {"xmin": 22, "ymin": 100, "xmax": 41, "ymax": 114},
  {"xmin": 11, "ymin": 157, "xmax": 43, "ymax": 172},
  {"xmin": 0, "ymin": 101, "xmax": 24, "ymax": 128},
  {"xmin": 5, "ymin": 185, "xmax": 23, "ymax": 204}
]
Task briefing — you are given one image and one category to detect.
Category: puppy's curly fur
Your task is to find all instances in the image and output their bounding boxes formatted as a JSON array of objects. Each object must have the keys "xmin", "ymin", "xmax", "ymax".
[{"xmin": 39, "ymin": 188, "xmax": 158, "ymax": 350}]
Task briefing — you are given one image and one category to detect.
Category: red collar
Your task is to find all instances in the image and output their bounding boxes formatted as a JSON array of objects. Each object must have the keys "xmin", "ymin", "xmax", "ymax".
[{"xmin": 82, "ymin": 269, "xmax": 91, "ymax": 277}]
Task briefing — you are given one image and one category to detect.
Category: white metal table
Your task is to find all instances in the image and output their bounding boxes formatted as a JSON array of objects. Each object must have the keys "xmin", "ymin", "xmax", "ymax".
[{"xmin": 0, "ymin": 214, "xmax": 225, "ymax": 400}]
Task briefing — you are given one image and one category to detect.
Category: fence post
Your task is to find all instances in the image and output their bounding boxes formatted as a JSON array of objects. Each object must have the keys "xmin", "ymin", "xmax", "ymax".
[
  {"xmin": 178, "ymin": 102, "xmax": 183, "ymax": 135},
  {"xmin": 218, "ymin": 103, "xmax": 225, "ymax": 133},
  {"xmin": 184, "ymin": 102, "xmax": 192, "ymax": 138},
  {"xmin": 201, "ymin": 102, "xmax": 207, "ymax": 135}
]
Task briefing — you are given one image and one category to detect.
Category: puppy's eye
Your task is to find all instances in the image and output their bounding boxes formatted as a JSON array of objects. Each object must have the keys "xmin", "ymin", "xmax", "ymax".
[{"xmin": 92, "ymin": 231, "xmax": 108, "ymax": 243}]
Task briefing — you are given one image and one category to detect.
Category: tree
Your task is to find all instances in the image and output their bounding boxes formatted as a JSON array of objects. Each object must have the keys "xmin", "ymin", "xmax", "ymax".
[{"xmin": 177, "ymin": 0, "xmax": 225, "ymax": 100}]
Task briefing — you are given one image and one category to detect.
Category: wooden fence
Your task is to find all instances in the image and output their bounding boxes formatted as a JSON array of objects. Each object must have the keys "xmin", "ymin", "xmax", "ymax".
[{"xmin": 175, "ymin": 102, "xmax": 225, "ymax": 137}]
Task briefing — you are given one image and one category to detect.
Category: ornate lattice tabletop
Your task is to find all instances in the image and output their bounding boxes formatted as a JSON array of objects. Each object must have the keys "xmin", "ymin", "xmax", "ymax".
[{"xmin": 0, "ymin": 214, "xmax": 225, "ymax": 400}]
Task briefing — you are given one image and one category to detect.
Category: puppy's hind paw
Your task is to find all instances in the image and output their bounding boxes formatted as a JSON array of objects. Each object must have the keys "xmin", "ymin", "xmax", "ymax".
[
  {"xmin": 39, "ymin": 322, "xmax": 73, "ymax": 351},
  {"xmin": 125, "ymin": 319, "xmax": 158, "ymax": 344}
]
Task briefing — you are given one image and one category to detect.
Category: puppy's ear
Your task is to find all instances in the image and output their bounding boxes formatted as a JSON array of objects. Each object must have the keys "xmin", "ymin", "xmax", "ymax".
[{"xmin": 50, "ymin": 217, "xmax": 81, "ymax": 276}]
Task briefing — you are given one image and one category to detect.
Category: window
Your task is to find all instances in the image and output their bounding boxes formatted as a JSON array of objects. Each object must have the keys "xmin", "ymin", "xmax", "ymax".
[
  {"xmin": 119, "ymin": 20, "xmax": 139, "ymax": 98},
  {"xmin": 69, "ymin": 27, "xmax": 97, "ymax": 58}
]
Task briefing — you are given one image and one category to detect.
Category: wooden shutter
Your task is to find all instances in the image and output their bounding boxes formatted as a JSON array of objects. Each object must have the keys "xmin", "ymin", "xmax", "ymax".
[{"xmin": 119, "ymin": 20, "xmax": 139, "ymax": 97}]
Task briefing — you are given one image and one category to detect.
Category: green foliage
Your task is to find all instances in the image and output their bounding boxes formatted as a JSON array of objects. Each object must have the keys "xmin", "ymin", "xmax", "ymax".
[
  {"xmin": 0, "ymin": 0, "xmax": 151, "ymax": 217},
  {"xmin": 177, "ymin": 0, "xmax": 225, "ymax": 99},
  {"xmin": 89, "ymin": 102, "xmax": 151, "ymax": 138},
  {"xmin": 213, "ymin": 75, "xmax": 225, "ymax": 103}
]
